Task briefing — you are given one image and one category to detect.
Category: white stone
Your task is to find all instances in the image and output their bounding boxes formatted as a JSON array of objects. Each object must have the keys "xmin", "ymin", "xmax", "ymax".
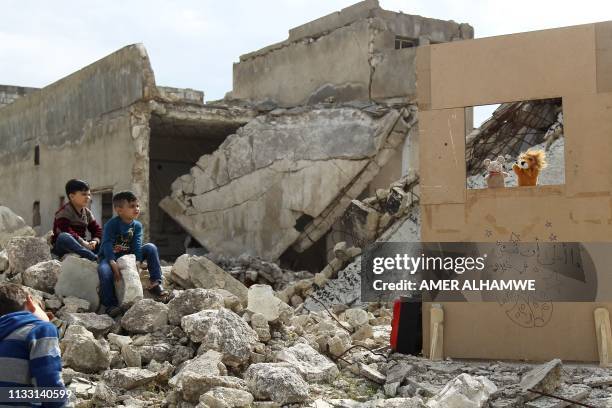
[
  {"xmin": 0, "ymin": 250, "xmax": 9, "ymax": 272},
  {"xmin": 0, "ymin": 206, "xmax": 35, "ymax": 249},
  {"xmin": 108, "ymin": 333, "xmax": 133, "ymax": 349},
  {"xmin": 199, "ymin": 387, "xmax": 254, "ymax": 408},
  {"xmin": 22, "ymin": 260, "xmax": 62, "ymax": 293},
  {"xmin": 343, "ymin": 308, "xmax": 369, "ymax": 329},
  {"xmin": 55, "ymin": 256, "xmax": 100, "ymax": 312},
  {"xmin": 61, "ymin": 296, "xmax": 91, "ymax": 313},
  {"xmin": 5, "ymin": 236, "xmax": 51, "ymax": 277},
  {"xmin": 64, "ymin": 312, "xmax": 115, "ymax": 337},
  {"xmin": 247, "ymin": 284, "xmax": 289, "ymax": 322},
  {"xmin": 244, "ymin": 363, "xmax": 309, "ymax": 404},
  {"xmin": 275, "ymin": 342, "xmax": 339, "ymax": 383},
  {"xmin": 426, "ymin": 373, "xmax": 497, "ymax": 408},
  {"xmin": 60, "ymin": 325, "xmax": 111, "ymax": 374},
  {"xmin": 116, "ymin": 254, "xmax": 144, "ymax": 306},
  {"xmin": 167, "ymin": 288, "xmax": 225, "ymax": 325},
  {"xmin": 189, "ymin": 256, "xmax": 248, "ymax": 303},
  {"xmin": 101, "ymin": 368, "xmax": 157, "ymax": 390}
]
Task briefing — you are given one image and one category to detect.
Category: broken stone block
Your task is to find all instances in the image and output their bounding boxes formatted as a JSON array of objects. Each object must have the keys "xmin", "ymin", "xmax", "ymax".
[
  {"xmin": 519, "ymin": 359, "xmax": 562, "ymax": 401},
  {"xmin": 327, "ymin": 333, "xmax": 351, "ymax": 356},
  {"xmin": 22, "ymin": 260, "xmax": 61, "ymax": 293},
  {"xmin": 351, "ymin": 324, "xmax": 373, "ymax": 341},
  {"xmin": 275, "ymin": 342, "xmax": 339, "ymax": 383},
  {"xmin": 584, "ymin": 375, "xmax": 612, "ymax": 387},
  {"xmin": 189, "ymin": 256, "xmax": 248, "ymax": 303},
  {"xmin": 60, "ymin": 324, "xmax": 111, "ymax": 373},
  {"xmin": 333, "ymin": 242, "xmax": 349, "ymax": 261},
  {"xmin": 358, "ymin": 362, "xmax": 386, "ymax": 384},
  {"xmin": 169, "ymin": 350, "xmax": 226, "ymax": 389},
  {"xmin": 244, "ymin": 363, "xmax": 309, "ymax": 404},
  {"xmin": 122, "ymin": 344, "xmax": 142, "ymax": 368},
  {"xmin": 199, "ymin": 387, "xmax": 255, "ymax": 408},
  {"xmin": 121, "ymin": 299, "xmax": 169, "ymax": 334},
  {"xmin": 215, "ymin": 288, "xmax": 244, "ymax": 313},
  {"xmin": 386, "ymin": 362, "xmax": 413, "ymax": 385},
  {"xmin": 55, "ymin": 256, "xmax": 100, "ymax": 312},
  {"xmin": 107, "ymin": 333, "xmax": 132, "ymax": 349},
  {"xmin": 101, "ymin": 367, "xmax": 157, "ymax": 390},
  {"xmin": 247, "ymin": 284, "xmax": 290, "ymax": 322},
  {"xmin": 346, "ymin": 200, "xmax": 381, "ymax": 245},
  {"xmin": 0, "ymin": 206, "xmax": 36, "ymax": 249},
  {"xmin": 5, "ymin": 236, "xmax": 51, "ymax": 277},
  {"xmin": 524, "ymin": 384, "xmax": 590, "ymax": 408},
  {"xmin": 182, "ymin": 308, "xmax": 258, "ymax": 367},
  {"xmin": 251, "ymin": 312, "xmax": 271, "ymax": 342},
  {"xmin": 170, "ymin": 254, "xmax": 193, "ymax": 288},
  {"xmin": 426, "ymin": 373, "xmax": 497, "ymax": 408},
  {"xmin": 344, "ymin": 308, "xmax": 369, "ymax": 329},
  {"xmin": 384, "ymin": 382, "xmax": 400, "ymax": 397},
  {"xmin": 63, "ymin": 312, "xmax": 115, "ymax": 337},
  {"xmin": 61, "ymin": 296, "xmax": 91, "ymax": 313},
  {"xmin": 167, "ymin": 288, "xmax": 225, "ymax": 325},
  {"xmin": 115, "ymin": 254, "xmax": 144, "ymax": 306}
]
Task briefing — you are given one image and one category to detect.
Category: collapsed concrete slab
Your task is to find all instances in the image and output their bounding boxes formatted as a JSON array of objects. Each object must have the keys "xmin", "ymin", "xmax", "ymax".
[{"xmin": 161, "ymin": 104, "xmax": 416, "ymax": 260}]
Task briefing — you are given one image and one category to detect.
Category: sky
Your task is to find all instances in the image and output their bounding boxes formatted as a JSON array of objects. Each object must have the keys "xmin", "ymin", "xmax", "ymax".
[{"xmin": 1, "ymin": 0, "xmax": 611, "ymax": 125}]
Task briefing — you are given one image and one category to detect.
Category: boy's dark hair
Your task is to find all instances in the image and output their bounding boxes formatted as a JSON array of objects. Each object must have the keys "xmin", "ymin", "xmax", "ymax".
[
  {"xmin": 0, "ymin": 284, "xmax": 28, "ymax": 316},
  {"xmin": 65, "ymin": 179, "xmax": 90, "ymax": 196},
  {"xmin": 112, "ymin": 191, "xmax": 138, "ymax": 208}
]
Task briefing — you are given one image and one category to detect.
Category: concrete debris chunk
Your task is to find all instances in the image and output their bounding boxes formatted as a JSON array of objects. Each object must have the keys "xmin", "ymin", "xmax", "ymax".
[
  {"xmin": 167, "ymin": 288, "xmax": 225, "ymax": 325},
  {"xmin": 60, "ymin": 324, "xmax": 111, "ymax": 373},
  {"xmin": 247, "ymin": 284, "xmax": 290, "ymax": 322},
  {"xmin": 115, "ymin": 254, "xmax": 144, "ymax": 306},
  {"xmin": 55, "ymin": 256, "xmax": 100, "ymax": 312},
  {"xmin": 61, "ymin": 296, "xmax": 91, "ymax": 313},
  {"xmin": 583, "ymin": 375, "xmax": 612, "ymax": 387},
  {"xmin": 199, "ymin": 386, "xmax": 255, "ymax": 408},
  {"xmin": 250, "ymin": 312, "xmax": 271, "ymax": 342},
  {"xmin": 0, "ymin": 250, "xmax": 8, "ymax": 272},
  {"xmin": 358, "ymin": 362, "xmax": 386, "ymax": 384},
  {"xmin": 22, "ymin": 260, "xmax": 61, "ymax": 293},
  {"xmin": 101, "ymin": 367, "xmax": 158, "ymax": 390},
  {"xmin": 121, "ymin": 299, "xmax": 169, "ymax": 334},
  {"xmin": 519, "ymin": 359, "xmax": 562, "ymax": 400},
  {"xmin": 343, "ymin": 307, "xmax": 369, "ymax": 329},
  {"xmin": 0, "ymin": 206, "xmax": 36, "ymax": 249},
  {"xmin": 426, "ymin": 373, "xmax": 497, "ymax": 408},
  {"xmin": 187, "ymin": 255, "xmax": 248, "ymax": 303},
  {"xmin": 275, "ymin": 342, "xmax": 339, "ymax": 383},
  {"xmin": 244, "ymin": 363, "xmax": 309, "ymax": 404},
  {"xmin": 5, "ymin": 236, "xmax": 51, "ymax": 277},
  {"xmin": 64, "ymin": 312, "xmax": 115, "ymax": 337},
  {"xmin": 181, "ymin": 308, "xmax": 258, "ymax": 367}
]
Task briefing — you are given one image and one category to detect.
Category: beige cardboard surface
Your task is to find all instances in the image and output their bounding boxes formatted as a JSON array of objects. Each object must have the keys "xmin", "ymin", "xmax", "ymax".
[
  {"xmin": 417, "ymin": 22, "xmax": 612, "ymax": 362},
  {"xmin": 419, "ymin": 108, "xmax": 466, "ymax": 205},
  {"xmin": 426, "ymin": 24, "xmax": 597, "ymax": 109}
]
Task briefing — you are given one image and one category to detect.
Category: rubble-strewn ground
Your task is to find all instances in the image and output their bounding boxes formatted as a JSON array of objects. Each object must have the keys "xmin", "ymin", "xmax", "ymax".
[{"xmin": 1, "ymin": 202, "xmax": 610, "ymax": 408}]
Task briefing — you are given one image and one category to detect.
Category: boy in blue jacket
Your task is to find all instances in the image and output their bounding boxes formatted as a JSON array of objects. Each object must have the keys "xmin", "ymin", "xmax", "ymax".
[
  {"xmin": 98, "ymin": 191, "xmax": 167, "ymax": 317},
  {"xmin": 0, "ymin": 283, "xmax": 68, "ymax": 408}
]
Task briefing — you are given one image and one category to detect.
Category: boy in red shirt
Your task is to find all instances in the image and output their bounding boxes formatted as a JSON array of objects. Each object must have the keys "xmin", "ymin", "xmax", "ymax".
[{"xmin": 50, "ymin": 179, "xmax": 102, "ymax": 261}]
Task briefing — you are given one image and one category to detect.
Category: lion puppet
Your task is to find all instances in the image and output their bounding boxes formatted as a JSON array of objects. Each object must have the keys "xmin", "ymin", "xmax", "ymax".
[{"xmin": 512, "ymin": 149, "xmax": 547, "ymax": 186}]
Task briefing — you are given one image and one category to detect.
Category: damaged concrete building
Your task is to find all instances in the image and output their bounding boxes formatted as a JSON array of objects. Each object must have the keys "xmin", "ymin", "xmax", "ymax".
[{"xmin": 0, "ymin": 0, "xmax": 472, "ymax": 264}]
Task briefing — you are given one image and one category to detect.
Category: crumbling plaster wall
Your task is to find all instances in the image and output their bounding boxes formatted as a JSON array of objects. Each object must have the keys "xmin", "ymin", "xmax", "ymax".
[
  {"xmin": 231, "ymin": 0, "xmax": 472, "ymax": 106},
  {"xmin": 0, "ymin": 45, "xmax": 155, "ymax": 235},
  {"xmin": 0, "ymin": 85, "xmax": 39, "ymax": 109}
]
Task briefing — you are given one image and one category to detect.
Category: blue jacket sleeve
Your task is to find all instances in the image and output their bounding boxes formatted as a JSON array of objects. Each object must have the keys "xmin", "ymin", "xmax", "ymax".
[
  {"xmin": 28, "ymin": 323, "xmax": 69, "ymax": 408},
  {"xmin": 101, "ymin": 218, "xmax": 116, "ymax": 261},
  {"xmin": 132, "ymin": 222, "xmax": 143, "ymax": 262}
]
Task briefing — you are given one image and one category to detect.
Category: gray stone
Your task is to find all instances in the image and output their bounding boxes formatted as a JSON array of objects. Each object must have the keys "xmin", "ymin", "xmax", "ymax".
[
  {"xmin": 189, "ymin": 256, "xmax": 248, "ymax": 303},
  {"xmin": 343, "ymin": 308, "xmax": 369, "ymax": 329},
  {"xmin": 60, "ymin": 325, "xmax": 111, "ymax": 373},
  {"xmin": 275, "ymin": 342, "xmax": 339, "ymax": 383},
  {"xmin": 122, "ymin": 344, "xmax": 142, "ymax": 368},
  {"xmin": 0, "ymin": 250, "xmax": 8, "ymax": 272},
  {"xmin": 584, "ymin": 375, "xmax": 612, "ymax": 387},
  {"xmin": 55, "ymin": 256, "xmax": 100, "ymax": 312},
  {"xmin": 115, "ymin": 254, "xmax": 144, "ymax": 306},
  {"xmin": 170, "ymin": 253, "xmax": 192, "ymax": 288},
  {"xmin": 365, "ymin": 397, "xmax": 426, "ymax": 408},
  {"xmin": 0, "ymin": 206, "xmax": 35, "ymax": 249},
  {"xmin": 182, "ymin": 308, "xmax": 258, "ymax": 367},
  {"xmin": 5, "ymin": 236, "xmax": 51, "ymax": 277},
  {"xmin": 64, "ymin": 312, "xmax": 115, "ymax": 337},
  {"xmin": 22, "ymin": 260, "xmax": 61, "ymax": 293},
  {"xmin": 386, "ymin": 362, "xmax": 413, "ymax": 384},
  {"xmin": 121, "ymin": 299, "xmax": 169, "ymax": 334},
  {"xmin": 199, "ymin": 387, "xmax": 254, "ymax": 408},
  {"xmin": 61, "ymin": 296, "xmax": 91, "ymax": 313},
  {"xmin": 101, "ymin": 367, "xmax": 157, "ymax": 390},
  {"xmin": 519, "ymin": 359, "xmax": 562, "ymax": 400},
  {"xmin": 358, "ymin": 362, "xmax": 386, "ymax": 384},
  {"xmin": 244, "ymin": 363, "xmax": 309, "ymax": 404},
  {"xmin": 167, "ymin": 288, "xmax": 225, "ymax": 325},
  {"xmin": 426, "ymin": 373, "xmax": 497, "ymax": 408},
  {"xmin": 107, "ymin": 333, "xmax": 133, "ymax": 349},
  {"xmin": 251, "ymin": 312, "xmax": 271, "ymax": 342}
]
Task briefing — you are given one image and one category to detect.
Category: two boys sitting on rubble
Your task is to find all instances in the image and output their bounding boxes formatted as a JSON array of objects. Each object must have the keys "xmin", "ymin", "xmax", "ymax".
[{"xmin": 51, "ymin": 180, "xmax": 167, "ymax": 317}]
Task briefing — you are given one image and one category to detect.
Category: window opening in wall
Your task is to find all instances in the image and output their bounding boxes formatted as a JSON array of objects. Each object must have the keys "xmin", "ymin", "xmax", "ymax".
[
  {"xmin": 90, "ymin": 190, "xmax": 114, "ymax": 227},
  {"xmin": 466, "ymin": 98, "xmax": 564, "ymax": 190},
  {"xmin": 395, "ymin": 36, "xmax": 415, "ymax": 49},
  {"xmin": 34, "ymin": 145, "xmax": 40, "ymax": 165},
  {"xmin": 32, "ymin": 201, "xmax": 40, "ymax": 227}
]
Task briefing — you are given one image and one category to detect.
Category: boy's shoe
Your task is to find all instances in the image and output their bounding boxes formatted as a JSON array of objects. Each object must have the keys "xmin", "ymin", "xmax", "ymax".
[
  {"xmin": 106, "ymin": 306, "xmax": 122, "ymax": 318},
  {"xmin": 148, "ymin": 283, "xmax": 171, "ymax": 302}
]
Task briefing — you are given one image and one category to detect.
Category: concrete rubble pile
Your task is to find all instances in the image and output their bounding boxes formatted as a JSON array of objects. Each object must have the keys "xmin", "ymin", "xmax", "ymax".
[
  {"xmin": 160, "ymin": 103, "xmax": 418, "ymax": 261},
  {"xmin": 1, "ymin": 210, "xmax": 610, "ymax": 408}
]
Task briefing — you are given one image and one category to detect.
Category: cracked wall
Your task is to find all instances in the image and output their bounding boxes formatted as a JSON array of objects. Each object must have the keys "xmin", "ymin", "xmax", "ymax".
[{"xmin": 231, "ymin": 0, "xmax": 472, "ymax": 107}]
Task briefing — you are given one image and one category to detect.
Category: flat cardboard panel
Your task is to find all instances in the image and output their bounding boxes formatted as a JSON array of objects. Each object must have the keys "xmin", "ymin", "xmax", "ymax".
[
  {"xmin": 427, "ymin": 24, "xmax": 597, "ymax": 109},
  {"xmin": 596, "ymin": 22, "xmax": 612, "ymax": 93},
  {"xmin": 564, "ymin": 93, "xmax": 612, "ymax": 196},
  {"xmin": 419, "ymin": 108, "xmax": 466, "ymax": 205},
  {"xmin": 423, "ymin": 302, "xmax": 611, "ymax": 362}
]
